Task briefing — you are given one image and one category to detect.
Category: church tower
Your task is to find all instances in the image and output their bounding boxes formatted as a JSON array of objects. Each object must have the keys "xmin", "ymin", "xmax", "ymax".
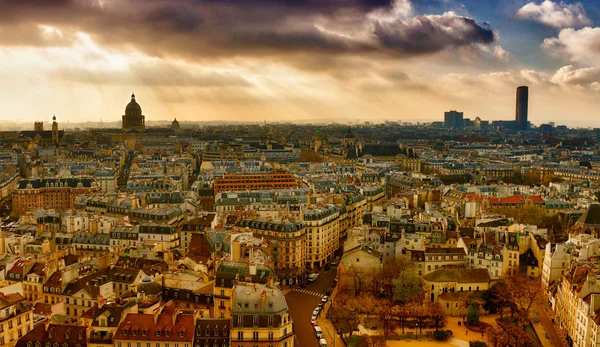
[{"xmin": 51, "ymin": 115, "xmax": 59, "ymax": 145}]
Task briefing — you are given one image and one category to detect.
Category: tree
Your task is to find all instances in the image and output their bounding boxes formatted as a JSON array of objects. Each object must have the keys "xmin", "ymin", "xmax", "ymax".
[
  {"xmin": 392, "ymin": 267, "xmax": 423, "ymax": 304},
  {"xmin": 427, "ymin": 301, "xmax": 447, "ymax": 331},
  {"xmin": 467, "ymin": 303, "xmax": 480, "ymax": 326},
  {"xmin": 394, "ymin": 303, "xmax": 413, "ymax": 334},
  {"xmin": 411, "ymin": 302, "xmax": 428, "ymax": 335},
  {"xmin": 504, "ymin": 274, "xmax": 544, "ymax": 324},
  {"xmin": 482, "ymin": 282, "xmax": 514, "ymax": 319},
  {"xmin": 488, "ymin": 320, "xmax": 534, "ymax": 347},
  {"xmin": 377, "ymin": 256, "xmax": 415, "ymax": 298},
  {"xmin": 376, "ymin": 301, "xmax": 398, "ymax": 338},
  {"xmin": 329, "ymin": 295, "xmax": 361, "ymax": 338},
  {"xmin": 469, "ymin": 341, "xmax": 488, "ymax": 347}
]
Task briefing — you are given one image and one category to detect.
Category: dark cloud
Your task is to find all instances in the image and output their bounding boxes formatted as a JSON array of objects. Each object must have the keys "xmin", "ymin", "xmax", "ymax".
[
  {"xmin": 373, "ymin": 14, "xmax": 496, "ymax": 54},
  {"xmin": 0, "ymin": 0, "xmax": 497, "ymax": 64}
]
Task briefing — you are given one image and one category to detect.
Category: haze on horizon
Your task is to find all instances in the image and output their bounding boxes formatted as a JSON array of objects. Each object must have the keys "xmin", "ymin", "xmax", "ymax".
[{"xmin": 1, "ymin": 0, "xmax": 600, "ymax": 127}]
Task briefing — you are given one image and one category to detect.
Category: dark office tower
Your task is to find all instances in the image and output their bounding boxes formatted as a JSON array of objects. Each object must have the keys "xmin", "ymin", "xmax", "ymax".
[
  {"xmin": 516, "ymin": 86, "xmax": 528, "ymax": 130},
  {"xmin": 444, "ymin": 110, "xmax": 464, "ymax": 128}
]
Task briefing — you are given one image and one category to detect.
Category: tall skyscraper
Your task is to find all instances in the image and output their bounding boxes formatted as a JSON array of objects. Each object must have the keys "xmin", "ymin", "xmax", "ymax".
[
  {"xmin": 516, "ymin": 86, "xmax": 528, "ymax": 130},
  {"xmin": 444, "ymin": 110, "xmax": 464, "ymax": 128}
]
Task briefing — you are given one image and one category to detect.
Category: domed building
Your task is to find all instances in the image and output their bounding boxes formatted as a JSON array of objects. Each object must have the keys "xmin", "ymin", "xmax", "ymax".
[
  {"xmin": 171, "ymin": 118, "xmax": 180, "ymax": 131},
  {"xmin": 122, "ymin": 93, "xmax": 145, "ymax": 133},
  {"xmin": 136, "ymin": 275, "xmax": 162, "ymax": 306}
]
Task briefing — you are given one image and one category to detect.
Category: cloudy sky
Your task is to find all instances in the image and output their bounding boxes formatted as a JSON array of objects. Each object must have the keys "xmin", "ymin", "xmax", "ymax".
[{"xmin": 1, "ymin": 0, "xmax": 600, "ymax": 127}]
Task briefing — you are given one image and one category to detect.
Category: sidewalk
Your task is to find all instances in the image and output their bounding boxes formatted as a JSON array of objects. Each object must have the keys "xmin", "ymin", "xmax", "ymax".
[
  {"xmin": 532, "ymin": 308, "xmax": 568, "ymax": 347},
  {"xmin": 317, "ymin": 284, "xmax": 344, "ymax": 346},
  {"xmin": 317, "ymin": 300, "xmax": 344, "ymax": 346}
]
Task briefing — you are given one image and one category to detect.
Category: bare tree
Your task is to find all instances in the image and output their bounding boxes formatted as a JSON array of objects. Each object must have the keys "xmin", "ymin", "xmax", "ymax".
[
  {"xmin": 394, "ymin": 303, "xmax": 414, "ymax": 334},
  {"xmin": 427, "ymin": 301, "xmax": 447, "ymax": 331}
]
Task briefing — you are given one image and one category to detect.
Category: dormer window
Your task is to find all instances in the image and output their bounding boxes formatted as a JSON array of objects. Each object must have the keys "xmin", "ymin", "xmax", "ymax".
[
  {"xmin": 179, "ymin": 332, "xmax": 184, "ymax": 337},
  {"xmin": 156, "ymin": 331, "xmax": 161, "ymax": 337},
  {"xmin": 123, "ymin": 330, "xmax": 127, "ymax": 336},
  {"xmin": 132, "ymin": 330, "xmax": 137, "ymax": 336},
  {"xmin": 165, "ymin": 331, "xmax": 170, "ymax": 337},
  {"xmin": 141, "ymin": 330, "xmax": 146, "ymax": 336}
]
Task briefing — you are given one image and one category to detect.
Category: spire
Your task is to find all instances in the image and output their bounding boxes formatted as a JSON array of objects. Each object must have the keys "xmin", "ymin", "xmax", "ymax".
[
  {"xmin": 52, "ymin": 114, "xmax": 56, "ymax": 122},
  {"xmin": 131, "ymin": 93, "xmax": 136, "ymax": 101}
]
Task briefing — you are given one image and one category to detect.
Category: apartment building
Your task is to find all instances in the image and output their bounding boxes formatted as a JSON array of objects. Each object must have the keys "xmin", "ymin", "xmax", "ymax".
[
  {"xmin": 234, "ymin": 218, "xmax": 306, "ymax": 285},
  {"xmin": 230, "ymin": 283, "xmax": 294, "ymax": 347},
  {"xmin": 0, "ymin": 293, "xmax": 34, "ymax": 347},
  {"xmin": 542, "ymin": 243, "xmax": 572, "ymax": 288},
  {"xmin": 112, "ymin": 305, "xmax": 195, "ymax": 347},
  {"xmin": 302, "ymin": 205, "xmax": 340, "ymax": 269},
  {"xmin": 214, "ymin": 174, "xmax": 298, "ymax": 194},
  {"xmin": 12, "ymin": 178, "xmax": 100, "ymax": 214},
  {"xmin": 423, "ymin": 247, "xmax": 467, "ymax": 274}
]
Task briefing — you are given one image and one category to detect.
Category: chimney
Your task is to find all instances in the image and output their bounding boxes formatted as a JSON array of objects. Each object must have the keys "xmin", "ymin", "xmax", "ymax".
[{"xmin": 260, "ymin": 290, "xmax": 266, "ymax": 308}]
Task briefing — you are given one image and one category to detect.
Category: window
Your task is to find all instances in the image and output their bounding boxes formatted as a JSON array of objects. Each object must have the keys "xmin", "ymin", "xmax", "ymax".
[
  {"xmin": 179, "ymin": 332, "xmax": 184, "ymax": 337},
  {"xmin": 268, "ymin": 332, "xmax": 274, "ymax": 340},
  {"xmin": 253, "ymin": 332, "xmax": 259, "ymax": 341},
  {"xmin": 156, "ymin": 331, "xmax": 161, "ymax": 337},
  {"xmin": 238, "ymin": 316, "xmax": 243, "ymax": 327},
  {"xmin": 238, "ymin": 332, "xmax": 243, "ymax": 340}
]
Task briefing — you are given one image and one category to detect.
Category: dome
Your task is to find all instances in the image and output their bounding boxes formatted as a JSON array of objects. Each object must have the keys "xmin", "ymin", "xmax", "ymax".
[
  {"xmin": 137, "ymin": 276, "xmax": 162, "ymax": 295},
  {"xmin": 125, "ymin": 93, "xmax": 142, "ymax": 117},
  {"xmin": 171, "ymin": 118, "xmax": 180, "ymax": 130}
]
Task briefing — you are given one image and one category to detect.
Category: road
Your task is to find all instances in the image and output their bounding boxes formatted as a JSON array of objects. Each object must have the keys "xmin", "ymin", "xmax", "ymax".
[{"xmin": 285, "ymin": 266, "xmax": 338, "ymax": 347}]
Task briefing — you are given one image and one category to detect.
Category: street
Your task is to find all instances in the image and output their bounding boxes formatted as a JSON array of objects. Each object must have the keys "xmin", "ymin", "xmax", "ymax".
[{"xmin": 285, "ymin": 266, "xmax": 338, "ymax": 347}]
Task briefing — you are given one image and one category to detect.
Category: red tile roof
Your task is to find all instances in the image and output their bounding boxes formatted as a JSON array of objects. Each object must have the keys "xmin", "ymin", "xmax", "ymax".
[
  {"xmin": 16, "ymin": 324, "xmax": 87, "ymax": 347},
  {"xmin": 114, "ymin": 310, "xmax": 195, "ymax": 342}
]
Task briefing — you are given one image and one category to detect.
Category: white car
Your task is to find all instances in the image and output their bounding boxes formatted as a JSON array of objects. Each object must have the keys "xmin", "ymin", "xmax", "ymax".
[{"xmin": 321, "ymin": 296, "xmax": 328, "ymax": 304}]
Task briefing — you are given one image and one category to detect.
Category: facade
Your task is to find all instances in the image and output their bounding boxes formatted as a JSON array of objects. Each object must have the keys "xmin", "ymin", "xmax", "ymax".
[
  {"xmin": 444, "ymin": 110, "xmax": 464, "ymax": 128},
  {"xmin": 302, "ymin": 205, "xmax": 340, "ymax": 269},
  {"xmin": 230, "ymin": 283, "xmax": 294, "ymax": 347},
  {"xmin": 0, "ymin": 293, "xmax": 34, "ymax": 347},
  {"xmin": 542, "ymin": 242, "xmax": 571, "ymax": 288},
  {"xmin": 193, "ymin": 319, "xmax": 229, "ymax": 347},
  {"xmin": 213, "ymin": 174, "xmax": 298, "ymax": 194},
  {"xmin": 12, "ymin": 178, "xmax": 100, "ymax": 214},
  {"xmin": 234, "ymin": 219, "xmax": 306, "ymax": 284},
  {"xmin": 423, "ymin": 247, "xmax": 467, "ymax": 274}
]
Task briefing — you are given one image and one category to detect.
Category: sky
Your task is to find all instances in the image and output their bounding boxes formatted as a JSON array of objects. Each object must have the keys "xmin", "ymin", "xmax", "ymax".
[{"xmin": 1, "ymin": 0, "xmax": 600, "ymax": 127}]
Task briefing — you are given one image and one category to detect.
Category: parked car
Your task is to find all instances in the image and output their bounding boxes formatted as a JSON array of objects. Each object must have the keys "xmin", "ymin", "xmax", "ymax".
[
  {"xmin": 321, "ymin": 295, "xmax": 328, "ymax": 304},
  {"xmin": 314, "ymin": 325, "xmax": 323, "ymax": 339}
]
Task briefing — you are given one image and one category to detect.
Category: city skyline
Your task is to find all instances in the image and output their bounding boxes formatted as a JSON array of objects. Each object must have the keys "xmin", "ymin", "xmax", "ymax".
[{"xmin": 1, "ymin": 1, "xmax": 600, "ymax": 126}]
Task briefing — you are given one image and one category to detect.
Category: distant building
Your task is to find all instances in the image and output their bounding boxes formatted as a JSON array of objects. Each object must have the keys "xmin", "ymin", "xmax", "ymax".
[
  {"xmin": 20, "ymin": 116, "xmax": 64, "ymax": 146},
  {"xmin": 122, "ymin": 93, "xmax": 145, "ymax": 133},
  {"xmin": 213, "ymin": 173, "xmax": 298, "ymax": 193},
  {"xmin": 12, "ymin": 178, "xmax": 99, "ymax": 214},
  {"xmin": 444, "ymin": 110, "xmax": 464, "ymax": 128},
  {"xmin": 516, "ymin": 86, "xmax": 528, "ymax": 130}
]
